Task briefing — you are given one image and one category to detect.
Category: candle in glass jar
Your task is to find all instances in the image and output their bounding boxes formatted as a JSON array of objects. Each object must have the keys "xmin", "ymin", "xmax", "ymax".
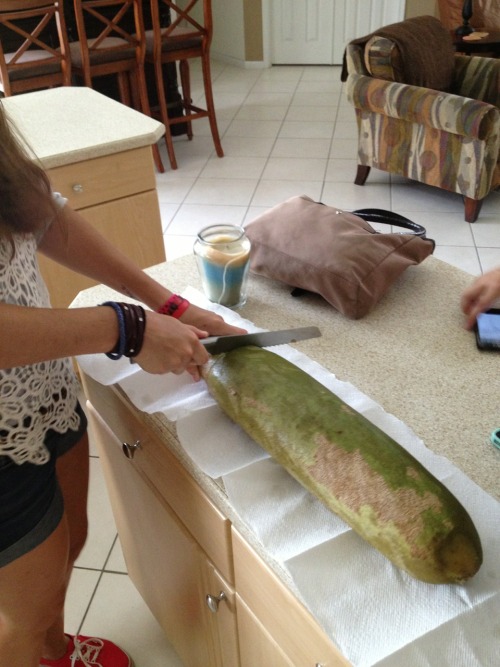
[{"xmin": 194, "ymin": 225, "xmax": 251, "ymax": 307}]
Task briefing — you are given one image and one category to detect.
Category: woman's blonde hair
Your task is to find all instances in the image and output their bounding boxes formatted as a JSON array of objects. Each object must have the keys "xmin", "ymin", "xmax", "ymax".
[{"xmin": 0, "ymin": 101, "xmax": 58, "ymax": 239}]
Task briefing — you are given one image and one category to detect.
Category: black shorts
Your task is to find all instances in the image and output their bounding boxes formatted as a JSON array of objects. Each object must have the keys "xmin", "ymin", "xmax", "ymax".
[{"xmin": 0, "ymin": 402, "xmax": 88, "ymax": 568}]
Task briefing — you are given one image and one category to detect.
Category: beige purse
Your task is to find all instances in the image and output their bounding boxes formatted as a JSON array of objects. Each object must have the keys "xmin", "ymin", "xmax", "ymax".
[{"xmin": 245, "ymin": 195, "xmax": 435, "ymax": 319}]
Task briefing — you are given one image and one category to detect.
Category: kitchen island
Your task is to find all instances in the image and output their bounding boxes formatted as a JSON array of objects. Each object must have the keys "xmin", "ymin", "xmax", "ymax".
[
  {"xmin": 72, "ymin": 254, "xmax": 500, "ymax": 667},
  {"xmin": 2, "ymin": 87, "xmax": 166, "ymax": 307}
]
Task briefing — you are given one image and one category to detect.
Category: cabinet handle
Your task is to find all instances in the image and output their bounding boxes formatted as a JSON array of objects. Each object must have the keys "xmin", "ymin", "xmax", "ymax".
[
  {"xmin": 206, "ymin": 591, "xmax": 226, "ymax": 613},
  {"xmin": 72, "ymin": 183, "xmax": 84, "ymax": 193},
  {"xmin": 122, "ymin": 440, "xmax": 141, "ymax": 459}
]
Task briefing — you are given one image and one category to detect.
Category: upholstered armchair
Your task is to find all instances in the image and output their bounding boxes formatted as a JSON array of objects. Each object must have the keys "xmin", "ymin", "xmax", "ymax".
[{"xmin": 343, "ymin": 15, "xmax": 500, "ymax": 222}]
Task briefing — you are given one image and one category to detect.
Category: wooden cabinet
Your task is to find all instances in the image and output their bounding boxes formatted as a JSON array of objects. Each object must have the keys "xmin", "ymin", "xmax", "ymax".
[
  {"xmin": 86, "ymin": 404, "xmax": 239, "ymax": 667},
  {"xmin": 72, "ymin": 253, "xmax": 500, "ymax": 667},
  {"xmin": 233, "ymin": 530, "xmax": 350, "ymax": 667},
  {"xmin": 81, "ymin": 371, "xmax": 348, "ymax": 667},
  {"xmin": 236, "ymin": 597, "xmax": 296, "ymax": 667},
  {"xmin": 38, "ymin": 146, "xmax": 165, "ymax": 308}
]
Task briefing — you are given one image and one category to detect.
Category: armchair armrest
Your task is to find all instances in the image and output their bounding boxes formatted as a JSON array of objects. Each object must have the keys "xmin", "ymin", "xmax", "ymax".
[
  {"xmin": 346, "ymin": 72, "xmax": 500, "ymax": 140},
  {"xmin": 343, "ymin": 43, "xmax": 369, "ymax": 79}
]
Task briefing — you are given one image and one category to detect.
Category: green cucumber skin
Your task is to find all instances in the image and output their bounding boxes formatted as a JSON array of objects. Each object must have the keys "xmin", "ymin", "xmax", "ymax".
[{"xmin": 202, "ymin": 347, "xmax": 482, "ymax": 584}]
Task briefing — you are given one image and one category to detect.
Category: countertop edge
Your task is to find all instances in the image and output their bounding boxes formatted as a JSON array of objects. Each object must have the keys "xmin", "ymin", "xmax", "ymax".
[
  {"xmin": 39, "ymin": 129, "xmax": 165, "ymax": 169},
  {"xmin": 2, "ymin": 87, "xmax": 165, "ymax": 169}
]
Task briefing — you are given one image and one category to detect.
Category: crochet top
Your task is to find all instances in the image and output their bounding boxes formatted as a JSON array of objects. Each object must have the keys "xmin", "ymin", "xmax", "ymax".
[{"xmin": 0, "ymin": 194, "xmax": 81, "ymax": 465}]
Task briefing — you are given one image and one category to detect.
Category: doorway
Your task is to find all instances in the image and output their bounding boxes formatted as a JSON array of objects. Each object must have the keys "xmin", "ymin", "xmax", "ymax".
[{"xmin": 268, "ymin": 0, "xmax": 405, "ymax": 65}]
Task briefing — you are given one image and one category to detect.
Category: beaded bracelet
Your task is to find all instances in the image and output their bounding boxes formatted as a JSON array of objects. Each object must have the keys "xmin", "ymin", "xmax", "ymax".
[
  {"xmin": 157, "ymin": 294, "xmax": 190, "ymax": 319},
  {"xmin": 102, "ymin": 301, "xmax": 127, "ymax": 359},
  {"xmin": 120, "ymin": 303, "xmax": 146, "ymax": 358},
  {"xmin": 101, "ymin": 302, "xmax": 146, "ymax": 360}
]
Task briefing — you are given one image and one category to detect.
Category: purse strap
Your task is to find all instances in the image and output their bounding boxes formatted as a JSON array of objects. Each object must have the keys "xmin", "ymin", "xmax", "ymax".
[{"xmin": 352, "ymin": 208, "xmax": 428, "ymax": 238}]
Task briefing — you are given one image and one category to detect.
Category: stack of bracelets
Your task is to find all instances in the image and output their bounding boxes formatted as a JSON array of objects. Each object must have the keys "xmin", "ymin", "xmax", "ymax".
[{"xmin": 101, "ymin": 295, "xmax": 190, "ymax": 361}]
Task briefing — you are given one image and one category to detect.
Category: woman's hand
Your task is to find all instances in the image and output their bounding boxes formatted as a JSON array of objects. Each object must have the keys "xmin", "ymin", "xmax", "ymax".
[
  {"xmin": 135, "ymin": 312, "xmax": 210, "ymax": 380},
  {"xmin": 461, "ymin": 268, "xmax": 500, "ymax": 329},
  {"xmin": 178, "ymin": 303, "xmax": 248, "ymax": 337}
]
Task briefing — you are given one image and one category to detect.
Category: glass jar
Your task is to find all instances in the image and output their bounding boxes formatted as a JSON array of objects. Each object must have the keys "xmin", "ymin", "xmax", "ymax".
[{"xmin": 193, "ymin": 224, "xmax": 251, "ymax": 308}]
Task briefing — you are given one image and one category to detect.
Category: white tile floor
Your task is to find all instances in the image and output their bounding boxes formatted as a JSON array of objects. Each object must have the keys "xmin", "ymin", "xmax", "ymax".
[{"xmin": 70, "ymin": 62, "xmax": 500, "ymax": 666}]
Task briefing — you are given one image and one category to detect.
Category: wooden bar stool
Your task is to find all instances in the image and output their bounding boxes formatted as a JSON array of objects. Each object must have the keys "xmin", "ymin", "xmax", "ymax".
[
  {"xmin": 0, "ymin": 0, "xmax": 71, "ymax": 96},
  {"xmin": 143, "ymin": 0, "xmax": 223, "ymax": 170},
  {"xmin": 70, "ymin": 0, "xmax": 164, "ymax": 171}
]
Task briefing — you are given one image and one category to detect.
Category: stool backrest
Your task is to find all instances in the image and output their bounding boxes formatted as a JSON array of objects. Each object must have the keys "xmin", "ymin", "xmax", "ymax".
[
  {"xmin": 151, "ymin": 0, "xmax": 212, "ymax": 43},
  {"xmin": 73, "ymin": 0, "xmax": 146, "ymax": 70},
  {"xmin": 0, "ymin": 0, "xmax": 71, "ymax": 95}
]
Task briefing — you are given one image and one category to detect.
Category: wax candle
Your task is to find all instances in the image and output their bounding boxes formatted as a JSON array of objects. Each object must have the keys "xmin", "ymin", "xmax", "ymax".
[{"xmin": 194, "ymin": 225, "xmax": 251, "ymax": 307}]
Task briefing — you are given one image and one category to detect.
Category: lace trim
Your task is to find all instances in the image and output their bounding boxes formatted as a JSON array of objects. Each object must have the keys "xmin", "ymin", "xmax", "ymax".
[
  {"xmin": 0, "ymin": 224, "xmax": 80, "ymax": 465},
  {"xmin": 0, "ymin": 363, "xmax": 81, "ymax": 464}
]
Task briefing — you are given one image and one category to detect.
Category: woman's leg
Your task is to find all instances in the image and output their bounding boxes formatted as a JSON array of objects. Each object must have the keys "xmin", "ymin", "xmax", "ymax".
[
  {"xmin": 41, "ymin": 432, "xmax": 90, "ymax": 660},
  {"xmin": 0, "ymin": 517, "xmax": 70, "ymax": 667}
]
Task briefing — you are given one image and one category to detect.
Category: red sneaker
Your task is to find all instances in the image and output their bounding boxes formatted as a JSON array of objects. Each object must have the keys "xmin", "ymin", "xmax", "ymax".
[{"xmin": 40, "ymin": 634, "xmax": 133, "ymax": 667}]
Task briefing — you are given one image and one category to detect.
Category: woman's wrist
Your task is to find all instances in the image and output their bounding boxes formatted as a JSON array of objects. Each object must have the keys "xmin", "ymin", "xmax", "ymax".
[
  {"xmin": 100, "ymin": 302, "xmax": 146, "ymax": 359},
  {"xmin": 157, "ymin": 294, "xmax": 190, "ymax": 319}
]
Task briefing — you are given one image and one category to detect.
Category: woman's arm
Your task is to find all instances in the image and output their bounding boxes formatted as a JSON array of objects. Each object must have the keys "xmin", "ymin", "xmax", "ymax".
[
  {"xmin": 38, "ymin": 204, "xmax": 247, "ymax": 337},
  {"xmin": 38, "ymin": 204, "xmax": 172, "ymax": 309},
  {"xmin": 0, "ymin": 303, "xmax": 117, "ymax": 368},
  {"xmin": 0, "ymin": 302, "xmax": 210, "ymax": 376},
  {"xmin": 2, "ymin": 203, "xmax": 247, "ymax": 378}
]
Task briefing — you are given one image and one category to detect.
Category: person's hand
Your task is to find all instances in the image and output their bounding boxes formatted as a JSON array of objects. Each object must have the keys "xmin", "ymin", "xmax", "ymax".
[
  {"xmin": 135, "ymin": 311, "xmax": 209, "ymax": 380},
  {"xmin": 178, "ymin": 302, "xmax": 247, "ymax": 337},
  {"xmin": 461, "ymin": 268, "xmax": 500, "ymax": 329}
]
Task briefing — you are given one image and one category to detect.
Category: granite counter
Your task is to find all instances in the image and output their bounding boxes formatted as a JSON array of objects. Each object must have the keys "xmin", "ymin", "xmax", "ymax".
[
  {"xmin": 72, "ymin": 254, "xmax": 500, "ymax": 667},
  {"xmin": 73, "ymin": 253, "xmax": 500, "ymax": 502},
  {"xmin": 2, "ymin": 86, "xmax": 164, "ymax": 169}
]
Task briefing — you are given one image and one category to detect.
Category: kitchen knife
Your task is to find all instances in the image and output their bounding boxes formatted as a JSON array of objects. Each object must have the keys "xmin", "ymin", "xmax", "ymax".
[{"xmin": 201, "ymin": 326, "xmax": 321, "ymax": 355}]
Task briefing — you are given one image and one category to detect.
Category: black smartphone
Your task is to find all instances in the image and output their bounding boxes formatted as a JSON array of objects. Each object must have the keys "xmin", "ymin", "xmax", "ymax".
[{"xmin": 475, "ymin": 308, "xmax": 500, "ymax": 351}]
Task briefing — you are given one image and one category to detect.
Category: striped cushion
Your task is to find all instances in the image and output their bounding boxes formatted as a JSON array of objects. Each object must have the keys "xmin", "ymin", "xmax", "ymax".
[{"xmin": 364, "ymin": 36, "xmax": 403, "ymax": 83}]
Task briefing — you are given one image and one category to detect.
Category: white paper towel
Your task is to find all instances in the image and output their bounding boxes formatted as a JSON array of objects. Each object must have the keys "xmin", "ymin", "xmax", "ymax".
[
  {"xmin": 77, "ymin": 287, "xmax": 500, "ymax": 666},
  {"xmin": 176, "ymin": 404, "xmax": 270, "ymax": 478},
  {"xmin": 222, "ymin": 458, "xmax": 350, "ymax": 562},
  {"xmin": 280, "ymin": 469, "xmax": 500, "ymax": 667}
]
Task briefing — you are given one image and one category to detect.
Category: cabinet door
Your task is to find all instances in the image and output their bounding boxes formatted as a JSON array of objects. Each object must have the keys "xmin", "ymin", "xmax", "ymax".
[
  {"xmin": 81, "ymin": 375, "xmax": 233, "ymax": 584},
  {"xmin": 237, "ymin": 596, "xmax": 295, "ymax": 667},
  {"xmin": 201, "ymin": 562, "xmax": 240, "ymax": 667},
  {"xmin": 86, "ymin": 405, "xmax": 224, "ymax": 667},
  {"xmin": 233, "ymin": 529, "xmax": 351, "ymax": 667}
]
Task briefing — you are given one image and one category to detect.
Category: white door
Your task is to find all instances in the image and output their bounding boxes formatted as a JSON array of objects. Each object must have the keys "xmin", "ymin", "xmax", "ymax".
[
  {"xmin": 270, "ymin": 0, "xmax": 335, "ymax": 65},
  {"xmin": 270, "ymin": 0, "xmax": 405, "ymax": 65}
]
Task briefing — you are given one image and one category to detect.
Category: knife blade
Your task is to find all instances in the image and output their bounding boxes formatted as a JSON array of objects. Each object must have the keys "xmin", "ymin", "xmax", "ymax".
[{"xmin": 201, "ymin": 326, "xmax": 321, "ymax": 355}]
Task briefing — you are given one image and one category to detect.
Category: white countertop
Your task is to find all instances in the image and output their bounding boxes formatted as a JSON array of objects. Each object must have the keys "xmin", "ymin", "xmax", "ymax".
[
  {"xmin": 1, "ymin": 87, "xmax": 165, "ymax": 168},
  {"xmin": 73, "ymin": 254, "xmax": 500, "ymax": 502},
  {"xmin": 73, "ymin": 255, "xmax": 500, "ymax": 667}
]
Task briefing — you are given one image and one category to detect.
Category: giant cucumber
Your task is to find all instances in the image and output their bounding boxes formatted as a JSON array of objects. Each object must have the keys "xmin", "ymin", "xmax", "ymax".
[{"xmin": 202, "ymin": 347, "xmax": 482, "ymax": 584}]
